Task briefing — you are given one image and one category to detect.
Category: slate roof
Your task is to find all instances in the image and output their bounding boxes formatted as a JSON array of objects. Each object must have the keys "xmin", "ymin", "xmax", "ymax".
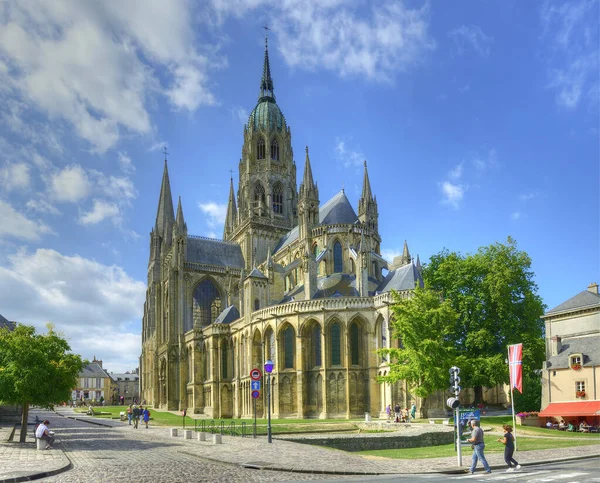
[
  {"xmin": 80, "ymin": 362, "xmax": 110, "ymax": 379},
  {"xmin": 110, "ymin": 373, "xmax": 139, "ymax": 381},
  {"xmin": 0, "ymin": 313, "xmax": 15, "ymax": 331},
  {"xmin": 187, "ymin": 236, "xmax": 245, "ymax": 268},
  {"xmin": 546, "ymin": 335, "xmax": 600, "ymax": 369},
  {"xmin": 214, "ymin": 305, "xmax": 240, "ymax": 325},
  {"xmin": 314, "ymin": 273, "xmax": 360, "ymax": 299},
  {"xmin": 274, "ymin": 190, "xmax": 359, "ymax": 254},
  {"xmin": 247, "ymin": 268, "xmax": 267, "ymax": 279},
  {"xmin": 546, "ymin": 290, "xmax": 600, "ymax": 315},
  {"xmin": 376, "ymin": 263, "xmax": 423, "ymax": 293}
]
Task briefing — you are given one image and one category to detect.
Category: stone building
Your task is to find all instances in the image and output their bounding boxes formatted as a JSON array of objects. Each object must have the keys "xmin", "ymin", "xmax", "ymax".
[
  {"xmin": 140, "ymin": 40, "xmax": 433, "ymax": 419},
  {"xmin": 539, "ymin": 282, "xmax": 600, "ymax": 420},
  {"xmin": 72, "ymin": 357, "xmax": 114, "ymax": 405},
  {"xmin": 110, "ymin": 370, "xmax": 140, "ymax": 405}
]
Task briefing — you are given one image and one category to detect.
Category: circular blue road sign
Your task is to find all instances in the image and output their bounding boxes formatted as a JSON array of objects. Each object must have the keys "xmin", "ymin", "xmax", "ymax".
[{"xmin": 251, "ymin": 390, "xmax": 260, "ymax": 399}]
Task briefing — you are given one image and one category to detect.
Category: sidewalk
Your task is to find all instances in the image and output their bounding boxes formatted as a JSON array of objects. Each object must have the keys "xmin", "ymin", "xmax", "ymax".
[{"xmin": 1, "ymin": 408, "xmax": 598, "ymax": 483}]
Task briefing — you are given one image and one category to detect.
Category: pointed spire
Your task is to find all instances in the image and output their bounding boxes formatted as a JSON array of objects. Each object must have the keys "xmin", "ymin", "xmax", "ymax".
[
  {"xmin": 416, "ymin": 254, "xmax": 422, "ymax": 273},
  {"xmin": 223, "ymin": 176, "xmax": 238, "ymax": 239},
  {"xmin": 259, "ymin": 35, "xmax": 275, "ymax": 101},
  {"xmin": 175, "ymin": 196, "xmax": 186, "ymax": 232},
  {"xmin": 361, "ymin": 160, "xmax": 373, "ymax": 202},
  {"xmin": 155, "ymin": 159, "xmax": 175, "ymax": 239},
  {"xmin": 300, "ymin": 146, "xmax": 316, "ymax": 194},
  {"xmin": 402, "ymin": 240, "xmax": 411, "ymax": 265}
]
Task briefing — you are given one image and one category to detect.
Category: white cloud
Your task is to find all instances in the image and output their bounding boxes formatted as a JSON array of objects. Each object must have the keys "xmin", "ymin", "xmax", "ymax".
[
  {"xmin": 439, "ymin": 181, "xmax": 465, "ymax": 209},
  {"xmin": 209, "ymin": 1, "xmax": 435, "ymax": 81},
  {"xmin": 540, "ymin": 0, "xmax": 599, "ymax": 109},
  {"xmin": 381, "ymin": 248, "xmax": 401, "ymax": 263},
  {"xmin": 472, "ymin": 149, "xmax": 497, "ymax": 172},
  {"xmin": 519, "ymin": 192, "xmax": 539, "ymax": 201},
  {"xmin": 0, "ymin": 161, "xmax": 31, "ymax": 192},
  {"xmin": 449, "ymin": 162, "xmax": 464, "ymax": 180},
  {"xmin": 234, "ymin": 106, "xmax": 249, "ymax": 125},
  {"xmin": 49, "ymin": 165, "xmax": 92, "ymax": 203},
  {"xmin": 198, "ymin": 201, "xmax": 227, "ymax": 227},
  {"xmin": 118, "ymin": 152, "xmax": 135, "ymax": 174},
  {"xmin": 335, "ymin": 139, "xmax": 364, "ymax": 168},
  {"xmin": 0, "ymin": 1, "xmax": 220, "ymax": 152},
  {"xmin": 511, "ymin": 211, "xmax": 521, "ymax": 220},
  {"xmin": 448, "ymin": 25, "xmax": 493, "ymax": 57},
  {"xmin": 148, "ymin": 141, "xmax": 168, "ymax": 152},
  {"xmin": 25, "ymin": 199, "xmax": 61, "ymax": 216},
  {"xmin": 0, "ymin": 248, "xmax": 145, "ymax": 369},
  {"xmin": 0, "ymin": 200, "xmax": 53, "ymax": 241},
  {"xmin": 79, "ymin": 200, "xmax": 120, "ymax": 225}
]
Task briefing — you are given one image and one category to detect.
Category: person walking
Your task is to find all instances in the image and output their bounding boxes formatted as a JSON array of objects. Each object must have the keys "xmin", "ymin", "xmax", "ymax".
[
  {"xmin": 132, "ymin": 405, "xmax": 140, "ymax": 429},
  {"xmin": 498, "ymin": 425, "xmax": 521, "ymax": 472},
  {"xmin": 466, "ymin": 420, "xmax": 491, "ymax": 475},
  {"xmin": 411, "ymin": 402, "xmax": 417, "ymax": 420},
  {"xmin": 394, "ymin": 403, "xmax": 401, "ymax": 423},
  {"xmin": 385, "ymin": 404, "xmax": 391, "ymax": 422},
  {"xmin": 126, "ymin": 404, "xmax": 133, "ymax": 425},
  {"xmin": 143, "ymin": 407, "xmax": 150, "ymax": 429}
]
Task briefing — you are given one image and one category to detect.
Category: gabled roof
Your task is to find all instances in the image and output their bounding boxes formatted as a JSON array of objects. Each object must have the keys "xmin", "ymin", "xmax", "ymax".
[
  {"xmin": 546, "ymin": 290, "xmax": 600, "ymax": 316},
  {"xmin": 187, "ymin": 236, "xmax": 245, "ymax": 268},
  {"xmin": 214, "ymin": 305, "xmax": 240, "ymax": 325},
  {"xmin": 247, "ymin": 267, "xmax": 267, "ymax": 279},
  {"xmin": 80, "ymin": 362, "xmax": 110, "ymax": 379},
  {"xmin": 376, "ymin": 263, "xmax": 423, "ymax": 293},
  {"xmin": 0, "ymin": 313, "xmax": 15, "ymax": 331},
  {"xmin": 546, "ymin": 335, "xmax": 600, "ymax": 369},
  {"xmin": 274, "ymin": 191, "xmax": 359, "ymax": 255}
]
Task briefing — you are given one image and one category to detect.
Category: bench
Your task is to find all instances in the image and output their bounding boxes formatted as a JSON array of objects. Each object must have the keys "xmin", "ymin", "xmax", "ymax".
[{"xmin": 429, "ymin": 418, "xmax": 450, "ymax": 425}]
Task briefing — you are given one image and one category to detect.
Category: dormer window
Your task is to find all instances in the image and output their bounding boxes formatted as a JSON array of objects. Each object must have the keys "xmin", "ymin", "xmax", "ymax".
[
  {"xmin": 257, "ymin": 138, "xmax": 265, "ymax": 160},
  {"xmin": 570, "ymin": 355, "xmax": 582, "ymax": 370},
  {"xmin": 270, "ymin": 139, "xmax": 279, "ymax": 160}
]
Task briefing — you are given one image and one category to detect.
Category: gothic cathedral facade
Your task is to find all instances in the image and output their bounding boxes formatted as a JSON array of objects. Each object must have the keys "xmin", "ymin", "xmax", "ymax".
[{"xmin": 140, "ymin": 40, "xmax": 432, "ymax": 419}]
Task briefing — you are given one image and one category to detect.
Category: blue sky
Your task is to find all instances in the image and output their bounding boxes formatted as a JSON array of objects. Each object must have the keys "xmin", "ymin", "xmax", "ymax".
[{"xmin": 0, "ymin": 1, "xmax": 598, "ymax": 372}]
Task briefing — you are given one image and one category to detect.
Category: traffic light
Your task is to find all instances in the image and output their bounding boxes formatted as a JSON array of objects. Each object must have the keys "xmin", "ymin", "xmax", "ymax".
[
  {"xmin": 447, "ymin": 397, "xmax": 460, "ymax": 409},
  {"xmin": 449, "ymin": 366, "xmax": 461, "ymax": 396}
]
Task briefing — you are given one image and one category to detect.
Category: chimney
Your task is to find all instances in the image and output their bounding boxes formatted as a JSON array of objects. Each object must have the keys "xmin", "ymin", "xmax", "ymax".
[
  {"xmin": 588, "ymin": 282, "xmax": 598, "ymax": 295},
  {"xmin": 551, "ymin": 336, "xmax": 561, "ymax": 357}
]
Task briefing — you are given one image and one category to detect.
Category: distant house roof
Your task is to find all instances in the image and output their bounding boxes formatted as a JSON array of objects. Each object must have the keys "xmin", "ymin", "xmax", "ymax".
[
  {"xmin": 546, "ymin": 335, "xmax": 600, "ymax": 369},
  {"xmin": 214, "ymin": 305, "xmax": 240, "ymax": 324},
  {"xmin": 186, "ymin": 236, "xmax": 245, "ymax": 268},
  {"xmin": 0, "ymin": 313, "xmax": 15, "ymax": 331},
  {"xmin": 545, "ymin": 290, "xmax": 600, "ymax": 316},
  {"xmin": 80, "ymin": 362, "xmax": 111, "ymax": 379},
  {"xmin": 274, "ymin": 190, "xmax": 359, "ymax": 255},
  {"xmin": 110, "ymin": 373, "xmax": 139, "ymax": 382},
  {"xmin": 376, "ymin": 263, "xmax": 423, "ymax": 293}
]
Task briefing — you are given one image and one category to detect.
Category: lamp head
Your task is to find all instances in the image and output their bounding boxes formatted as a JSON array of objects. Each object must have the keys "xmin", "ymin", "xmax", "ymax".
[{"xmin": 264, "ymin": 359, "xmax": 274, "ymax": 373}]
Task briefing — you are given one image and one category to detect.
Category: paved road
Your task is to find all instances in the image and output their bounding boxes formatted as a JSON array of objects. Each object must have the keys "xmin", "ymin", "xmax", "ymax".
[
  {"xmin": 285, "ymin": 458, "xmax": 600, "ymax": 482},
  {"xmin": 35, "ymin": 410, "xmax": 336, "ymax": 483}
]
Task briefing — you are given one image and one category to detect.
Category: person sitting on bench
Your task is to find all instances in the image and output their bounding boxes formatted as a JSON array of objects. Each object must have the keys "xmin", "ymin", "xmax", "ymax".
[{"xmin": 35, "ymin": 420, "xmax": 55, "ymax": 449}]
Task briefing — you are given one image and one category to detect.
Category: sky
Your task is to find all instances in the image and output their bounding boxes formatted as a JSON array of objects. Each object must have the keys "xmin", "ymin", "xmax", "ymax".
[{"xmin": 0, "ymin": 1, "xmax": 598, "ymax": 373}]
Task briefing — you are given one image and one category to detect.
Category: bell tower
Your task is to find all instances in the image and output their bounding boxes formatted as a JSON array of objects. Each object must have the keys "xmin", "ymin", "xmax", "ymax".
[{"xmin": 226, "ymin": 36, "xmax": 298, "ymax": 269}]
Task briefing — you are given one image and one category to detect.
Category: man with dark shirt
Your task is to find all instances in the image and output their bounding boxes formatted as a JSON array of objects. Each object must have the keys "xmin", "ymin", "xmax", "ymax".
[{"xmin": 132, "ymin": 405, "xmax": 140, "ymax": 429}]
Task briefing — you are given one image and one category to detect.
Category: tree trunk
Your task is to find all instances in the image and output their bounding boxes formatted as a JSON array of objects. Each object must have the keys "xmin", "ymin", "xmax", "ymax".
[
  {"xmin": 420, "ymin": 397, "xmax": 428, "ymax": 419},
  {"xmin": 474, "ymin": 386, "xmax": 483, "ymax": 404},
  {"xmin": 19, "ymin": 402, "xmax": 29, "ymax": 443}
]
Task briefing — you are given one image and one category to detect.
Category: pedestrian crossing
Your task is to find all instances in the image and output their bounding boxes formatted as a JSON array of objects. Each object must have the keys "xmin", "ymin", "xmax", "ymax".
[{"xmin": 452, "ymin": 470, "xmax": 597, "ymax": 482}]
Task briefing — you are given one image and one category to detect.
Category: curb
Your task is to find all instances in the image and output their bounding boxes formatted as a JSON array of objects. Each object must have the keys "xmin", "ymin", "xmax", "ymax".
[{"xmin": 0, "ymin": 449, "xmax": 72, "ymax": 483}]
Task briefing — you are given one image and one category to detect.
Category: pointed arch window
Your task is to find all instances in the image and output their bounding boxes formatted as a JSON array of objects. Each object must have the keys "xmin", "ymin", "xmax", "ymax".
[
  {"xmin": 254, "ymin": 298, "xmax": 260, "ymax": 311},
  {"xmin": 331, "ymin": 322, "xmax": 341, "ymax": 365},
  {"xmin": 221, "ymin": 340, "xmax": 228, "ymax": 379},
  {"xmin": 270, "ymin": 139, "xmax": 279, "ymax": 161},
  {"xmin": 193, "ymin": 279, "xmax": 221, "ymax": 326},
  {"xmin": 350, "ymin": 322, "xmax": 360, "ymax": 365},
  {"xmin": 272, "ymin": 183, "xmax": 283, "ymax": 214},
  {"xmin": 269, "ymin": 330, "xmax": 276, "ymax": 361},
  {"xmin": 257, "ymin": 138, "xmax": 266, "ymax": 160},
  {"xmin": 254, "ymin": 183, "xmax": 266, "ymax": 206},
  {"xmin": 312, "ymin": 325, "xmax": 322, "ymax": 367},
  {"xmin": 333, "ymin": 241, "xmax": 343, "ymax": 273},
  {"xmin": 283, "ymin": 326, "xmax": 295, "ymax": 369}
]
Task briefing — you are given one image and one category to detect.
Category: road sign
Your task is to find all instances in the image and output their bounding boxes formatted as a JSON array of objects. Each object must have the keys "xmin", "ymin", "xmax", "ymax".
[
  {"xmin": 251, "ymin": 390, "xmax": 260, "ymax": 399},
  {"xmin": 251, "ymin": 381, "xmax": 261, "ymax": 390},
  {"xmin": 250, "ymin": 368, "xmax": 262, "ymax": 380}
]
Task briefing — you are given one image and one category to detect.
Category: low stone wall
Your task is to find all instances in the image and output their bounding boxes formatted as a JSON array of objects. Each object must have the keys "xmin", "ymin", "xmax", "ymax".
[{"xmin": 279, "ymin": 423, "xmax": 454, "ymax": 452}]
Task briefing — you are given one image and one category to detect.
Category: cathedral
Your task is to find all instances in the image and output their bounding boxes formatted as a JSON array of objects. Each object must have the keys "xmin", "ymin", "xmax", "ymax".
[{"xmin": 140, "ymin": 40, "xmax": 430, "ymax": 419}]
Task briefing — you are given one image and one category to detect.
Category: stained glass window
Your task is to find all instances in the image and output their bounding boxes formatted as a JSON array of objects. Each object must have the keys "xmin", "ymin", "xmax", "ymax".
[
  {"xmin": 331, "ymin": 322, "xmax": 341, "ymax": 365},
  {"xmin": 284, "ymin": 326, "xmax": 294, "ymax": 369},
  {"xmin": 193, "ymin": 279, "xmax": 221, "ymax": 326},
  {"xmin": 254, "ymin": 183, "xmax": 266, "ymax": 206},
  {"xmin": 257, "ymin": 138, "xmax": 265, "ymax": 160},
  {"xmin": 270, "ymin": 139, "xmax": 279, "ymax": 160},
  {"xmin": 273, "ymin": 183, "xmax": 283, "ymax": 214},
  {"xmin": 221, "ymin": 341, "xmax": 228, "ymax": 379},
  {"xmin": 350, "ymin": 323, "xmax": 359, "ymax": 365},
  {"xmin": 313, "ymin": 325, "xmax": 322, "ymax": 366},
  {"xmin": 333, "ymin": 241, "xmax": 343, "ymax": 273}
]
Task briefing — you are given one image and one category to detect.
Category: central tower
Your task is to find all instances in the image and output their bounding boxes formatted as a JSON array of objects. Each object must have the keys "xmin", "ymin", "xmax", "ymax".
[{"xmin": 224, "ymin": 37, "xmax": 298, "ymax": 268}]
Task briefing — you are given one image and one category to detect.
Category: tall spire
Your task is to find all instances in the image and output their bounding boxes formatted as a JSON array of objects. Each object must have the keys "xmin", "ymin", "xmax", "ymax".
[
  {"xmin": 259, "ymin": 34, "xmax": 275, "ymax": 101},
  {"xmin": 402, "ymin": 240, "xmax": 411, "ymax": 265},
  {"xmin": 155, "ymin": 159, "xmax": 175, "ymax": 240},
  {"xmin": 358, "ymin": 159, "xmax": 378, "ymax": 232},
  {"xmin": 175, "ymin": 196, "xmax": 186, "ymax": 232},
  {"xmin": 300, "ymin": 146, "xmax": 316, "ymax": 196},
  {"xmin": 360, "ymin": 160, "xmax": 373, "ymax": 202},
  {"xmin": 223, "ymin": 176, "xmax": 238, "ymax": 240}
]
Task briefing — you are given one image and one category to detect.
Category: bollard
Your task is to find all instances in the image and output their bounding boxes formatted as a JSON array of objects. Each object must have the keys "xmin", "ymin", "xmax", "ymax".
[
  {"xmin": 212, "ymin": 433, "xmax": 222, "ymax": 444},
  {"xmin": 36, "ymin": 438, "xmax": 46, "ymax": 450},
  {"xmin": 184, "ymin": 430, "xmax": 192, "ymax": 439},
  {"xmin": 170, "ymin": 428, "xmax": 178, "ymax": 437},
  {"xmin": 364, "ymin": 412, "xmax": 371, "ymax": 422},
  {"xmin": 197, "ymin": 432, "xmax": 206, "ymax": 442}
]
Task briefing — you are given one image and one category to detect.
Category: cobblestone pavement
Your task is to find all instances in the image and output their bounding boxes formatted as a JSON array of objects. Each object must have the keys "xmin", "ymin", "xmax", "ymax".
[{"xmin": 1, "ymin": 409, "xmax": 598, "ymax": 483}]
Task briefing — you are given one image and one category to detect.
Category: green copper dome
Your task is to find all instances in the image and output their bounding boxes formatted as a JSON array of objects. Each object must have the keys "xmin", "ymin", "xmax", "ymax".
[{"xmin": 249, "ymin": 98, "xmax": 285, "ymax": 132}]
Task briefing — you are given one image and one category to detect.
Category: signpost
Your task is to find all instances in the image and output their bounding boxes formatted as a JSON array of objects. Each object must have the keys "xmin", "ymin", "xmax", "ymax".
[{"xmin": 250, "ymin": 368, "xmax": 262, "ymax": 438}]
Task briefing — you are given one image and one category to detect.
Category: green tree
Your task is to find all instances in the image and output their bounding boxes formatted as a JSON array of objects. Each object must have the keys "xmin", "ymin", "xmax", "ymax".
[
  {"xmin": 424, "ymin": 237, "xmax": 545, "ymax": 403},
  {"xmin": 378, "ymin": 287, "xmax": 459, "ymax": 417},
  {"xmin": 0, "ymin": 323, "xmax": 84, "ymax": 442}
]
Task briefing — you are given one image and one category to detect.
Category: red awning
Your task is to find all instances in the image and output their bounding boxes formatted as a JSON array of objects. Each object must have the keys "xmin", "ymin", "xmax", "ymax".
[{"xmin": 539, "ymin": 401, "xmax": 600, "ymax": 417}]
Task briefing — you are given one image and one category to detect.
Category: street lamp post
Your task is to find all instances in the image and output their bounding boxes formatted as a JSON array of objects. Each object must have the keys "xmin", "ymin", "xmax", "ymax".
[{"xmin": 264, "ymin": 359, "xmax": 274, "ymax": 444}]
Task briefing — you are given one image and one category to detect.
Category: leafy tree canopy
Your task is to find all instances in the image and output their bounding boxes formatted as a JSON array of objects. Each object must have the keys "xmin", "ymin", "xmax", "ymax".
[{"xmin": 0, "ymin": 323, "xmax": 84, "ymax": 441}]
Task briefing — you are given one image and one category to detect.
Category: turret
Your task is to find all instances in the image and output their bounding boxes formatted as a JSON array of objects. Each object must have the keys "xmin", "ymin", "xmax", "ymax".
[
  {"xmin": 223, "ymin": 177, "xmax": 237, "ymax": 240},
  {"xmin": 172, "ymin": 196, "xmax": 187, "ymax": 267},
  {"xmin": 358, "ymin": 160, "xmax": 378, "ymax": 234},
  {"xmin": 298, "ymin": 146, "xmax": 319, "ymax": 241}
]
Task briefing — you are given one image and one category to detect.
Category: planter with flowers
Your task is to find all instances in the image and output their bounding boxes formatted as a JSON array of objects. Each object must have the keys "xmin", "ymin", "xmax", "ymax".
[
  {"xmin": 571, "ymin": 363, "xmax": 582, "ymax": 370},
  {"xmin": 516, "ymin": 411, "xmax": 541, "ymax": 426},
  {"xmin": 576, "ymin": 391, "xmax": 586, "ymax": 398}
]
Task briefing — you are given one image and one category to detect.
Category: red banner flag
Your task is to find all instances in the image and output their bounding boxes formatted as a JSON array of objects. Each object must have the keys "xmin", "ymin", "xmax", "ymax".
[{"xmin": 508, "ymin": 343, "xmax": 523, "ymax": 393}]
